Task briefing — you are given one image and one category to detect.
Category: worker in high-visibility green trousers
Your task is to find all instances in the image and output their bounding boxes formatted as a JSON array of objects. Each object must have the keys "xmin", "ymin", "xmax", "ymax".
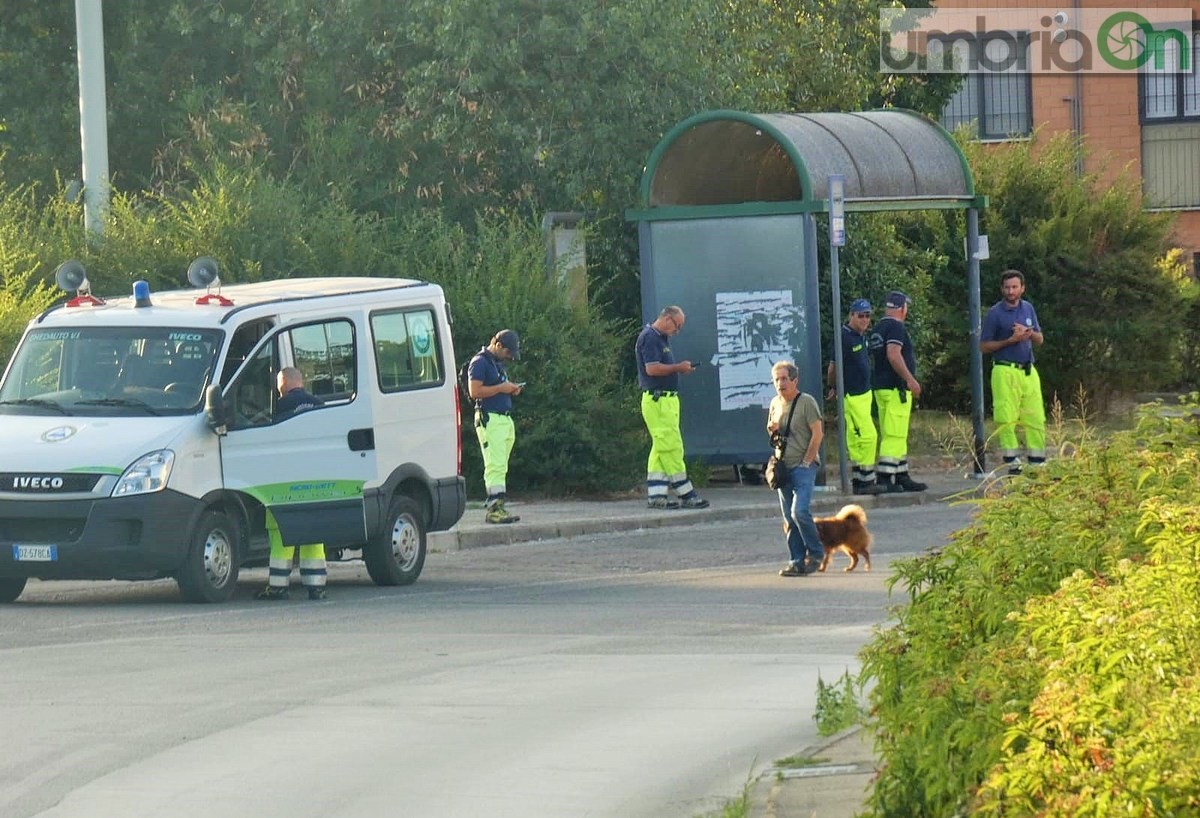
[
  {"xmin": 827, "ymin": 298, "xmax": 881, "ymax": 495},
  {"xmin": 256, "ymin": 510, "xmax": 327, "ymax": 601},
  {"xmin": 468, "ymin": 330, "xmax": 524, "ymax": 524},
  {"xmin": 980, "ymin": 269, "xmax": 1045, "ymax": 475},
  {"xmin": 255, "ymin": 367, "xmax": 328, "ymax": 601},
  {"xmin": 868, "ymin": 291, "xmax": 927, "ymax": 493},
  {"xmin": 636, "ymin": 306, "xmax": 708, "ymax": 510}
]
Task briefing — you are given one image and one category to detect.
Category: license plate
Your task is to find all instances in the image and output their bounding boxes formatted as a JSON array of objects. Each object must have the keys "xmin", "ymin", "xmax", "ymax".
[{"xmin": 13, "ymin": 544, "xmax": 57, "ymax": 562}]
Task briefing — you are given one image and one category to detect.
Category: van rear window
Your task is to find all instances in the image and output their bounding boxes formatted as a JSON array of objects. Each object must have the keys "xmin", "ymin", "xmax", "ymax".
[{"xmin": 371, "ymin": 309, "xmax": 444, "ymax": 391}]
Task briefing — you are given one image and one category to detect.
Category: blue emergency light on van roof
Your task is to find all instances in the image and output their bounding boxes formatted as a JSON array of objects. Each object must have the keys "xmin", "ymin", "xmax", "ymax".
[{"xmin": 133, "ymin": 280, "xmax": 152, "ymax": 307}]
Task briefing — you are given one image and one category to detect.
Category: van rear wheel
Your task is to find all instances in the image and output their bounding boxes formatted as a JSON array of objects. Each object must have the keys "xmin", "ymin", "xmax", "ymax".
[
  {"xmin": 177, "ymin": 510, "xmax": 241, "ymax": 603},
  {"xmin": 0, "ymin": 577, "xmax": 27, "ymax": 603},
  {"xmin": 365, "ymin": 495, "xmax": 426, "ymax": 586}
]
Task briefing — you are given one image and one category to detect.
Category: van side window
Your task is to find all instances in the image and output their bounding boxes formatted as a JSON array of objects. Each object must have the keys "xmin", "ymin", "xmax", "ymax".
[
  {"xmin": 221, "ymin": 319, "xmax": 275, "ymax": 387},
  {"xmin": 289, "ymin": 320, "xmax": 355, "ymax": 400},
  {"xmin": 371, "ymin": 308, "xmax": 443, "ymax": 391},
  {"xmin": 228, "ymin": 341, "xmax": 279, "ymax": 429}
]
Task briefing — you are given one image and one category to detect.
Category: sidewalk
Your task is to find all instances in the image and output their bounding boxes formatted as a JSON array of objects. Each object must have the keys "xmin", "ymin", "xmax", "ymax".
[
  {"xmin": 430, "ymin": 467, "xmax": 984, "ymax": 818},
  {"xmin": 430, "ymin": 469, "xmax": 980, "ymax": 552},
  {"xmin": 746, "ymin": 725, "xmax": 876, "ymax": 818}
]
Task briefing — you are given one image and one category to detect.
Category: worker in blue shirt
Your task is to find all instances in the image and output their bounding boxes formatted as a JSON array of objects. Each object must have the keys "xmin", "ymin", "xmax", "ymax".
[
  {"xmin": 635, "ymin": 306, "xmax": 709, "ymax": 510},
  {"xmin": 469, "ymin": 330, "xmax": 524, "ymax": 523},
  {"xmin": 256, "ymin": 367, "xmax": 327, "ymax": 601},
  {"xmin": 827, "ymin": 298, "xmax": 881, "ymax": 495},
  {"xmin": 980, "ymin": 269, "xmax": 1045, "ymax": 475},
  {"xmin": 868, "ymin": 291, "xmax": 927, "ymax": 493}
]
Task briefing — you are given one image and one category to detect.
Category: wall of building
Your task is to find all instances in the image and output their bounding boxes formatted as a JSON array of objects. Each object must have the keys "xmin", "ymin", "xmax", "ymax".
[{"xmin": 944, "ymin": 0, "xmax": 1200, "ymax": 261}]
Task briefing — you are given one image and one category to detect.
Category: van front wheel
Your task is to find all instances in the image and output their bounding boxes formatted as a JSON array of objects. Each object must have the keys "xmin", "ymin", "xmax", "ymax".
[
  {"xmin": 177, "ymin": 510, "xmax": 241, "ymax": 603},
  {"xmin": 0, "ymin": 577, "xmax": 27, "ymax": 603},
  {"xmin": 365, "ymin": 495, "xmax": 426, "ymax": 586}
]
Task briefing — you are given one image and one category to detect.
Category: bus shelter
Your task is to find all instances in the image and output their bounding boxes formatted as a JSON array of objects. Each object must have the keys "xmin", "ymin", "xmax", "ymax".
[{"xmin": 626, "ymin": 109, "xmax": 989, "ymax": 478}]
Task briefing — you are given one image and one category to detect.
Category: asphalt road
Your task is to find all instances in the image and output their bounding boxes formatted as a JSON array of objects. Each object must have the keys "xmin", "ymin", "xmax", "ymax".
[{"xmin": 0, "ymin": 503, "xmax": 975, "ymax": 818}]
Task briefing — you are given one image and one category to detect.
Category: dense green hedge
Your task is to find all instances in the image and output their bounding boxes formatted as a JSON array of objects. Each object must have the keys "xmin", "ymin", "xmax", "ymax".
[
  {"xmin": 0, "ymin": 172, "xmax": 645, "ymax": 496},
  {"xmin": 860, "ymin": 396, "xmax": 1200, "ymax": 817}
]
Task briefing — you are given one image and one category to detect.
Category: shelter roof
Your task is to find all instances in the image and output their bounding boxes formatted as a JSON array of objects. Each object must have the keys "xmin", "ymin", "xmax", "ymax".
[{"xmin": 632, "ymin": 109, "xmax": 980, "ymax": 218}]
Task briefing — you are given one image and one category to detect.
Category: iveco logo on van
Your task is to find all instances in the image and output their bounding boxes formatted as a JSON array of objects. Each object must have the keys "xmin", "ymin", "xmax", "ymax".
[
  {"xmin": 13, "ymin": 476, "xmax": 65, "ymax": 489},
  {"xmin": 0, "ymin": 472, "xmax": 100, "ymax": 493}
]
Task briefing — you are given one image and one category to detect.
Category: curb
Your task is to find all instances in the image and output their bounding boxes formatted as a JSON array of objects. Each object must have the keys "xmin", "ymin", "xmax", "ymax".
[
  {"xmin": 428, "ymin": 486, "xmax": 955, "ymax": 552},
  {"xmin": 430, "ymin": 503, "xmax": 775, "ymax": 551},
  {"xmin": 746, "ymin": 725, "xmax": 875, "ymax": 818}
]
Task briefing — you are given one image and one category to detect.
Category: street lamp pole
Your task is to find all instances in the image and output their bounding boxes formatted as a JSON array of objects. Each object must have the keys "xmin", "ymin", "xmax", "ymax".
[{"xmin": 74, "ymin": 0, "xmax": 110, "ymax": 238}]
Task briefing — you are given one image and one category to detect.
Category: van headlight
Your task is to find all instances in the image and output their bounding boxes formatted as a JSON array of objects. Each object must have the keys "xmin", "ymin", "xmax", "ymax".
[{"xmin": 113, "ymin": 450, "xmax": 175, "ymax": 497}]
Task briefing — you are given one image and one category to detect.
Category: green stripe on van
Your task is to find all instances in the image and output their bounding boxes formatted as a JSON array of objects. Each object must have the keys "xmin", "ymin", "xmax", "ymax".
[{"xmin": 246, "ymin": 480, "xmax": 365, "ymax": 505}]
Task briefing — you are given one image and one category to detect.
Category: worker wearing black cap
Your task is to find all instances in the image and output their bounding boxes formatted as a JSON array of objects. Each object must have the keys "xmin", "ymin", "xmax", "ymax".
[
  {"xmin": 468, "ymin": 329, "xmax": 524, "ymax": 523},
  {"xmin": 826, "ymin": 298, "xmax": 881, "ymax": 495},
  {"xmin": 868, "ymin": 291, "xmax": 927, "ymax": 492}
]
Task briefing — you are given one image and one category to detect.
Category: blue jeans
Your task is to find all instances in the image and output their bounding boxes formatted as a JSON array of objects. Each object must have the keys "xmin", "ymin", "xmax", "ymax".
[{"xmin": 777, "ymin": 463, "xmax": 822, "ymax": 567}]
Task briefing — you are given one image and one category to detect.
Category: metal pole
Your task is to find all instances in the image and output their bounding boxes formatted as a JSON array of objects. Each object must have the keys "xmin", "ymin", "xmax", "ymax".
[
  {"xmin": 967, "ymin": 208, "xmax": 986, "ymax": 476},
  {"xmin": 802, "ymin": 214, "xmax": 827, "ymax": 484},
  {"xmin": 75, "ymin": 0, "xmax": 110, "ymax": 238},
  {"xmin": 826, "ymin": 176, "xmax": 850, "ymax": 494},
  {"xmin": 829, "ymin": 243, "xmax": 851, "ymax": 494}
]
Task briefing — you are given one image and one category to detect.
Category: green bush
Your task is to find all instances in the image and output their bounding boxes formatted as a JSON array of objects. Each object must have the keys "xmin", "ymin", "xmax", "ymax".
[
  {"xmin": 859, "ymin": 396, "xmax": 1200, "ymax": 817},
  {"xmin": 0, "ymin": 166, "xmax": 646, "ymax": 496},
  {"xmin": 917, "ymin": 132, "xmax": 1187, "ymax": 413},
  {"xmin": 814, "ymin": 669, "xmax": 864, "ymax": 737},
  {"xmin": 386, "ymin": 209, "xmax": 645, "ymax": 497},
  {"xmin": 0, "ymin": 255, "xmax": 58, "ymax": 363},
  {"xmin": 974, "ymin": 499, "xmax": 1200, "ymax": 816}
]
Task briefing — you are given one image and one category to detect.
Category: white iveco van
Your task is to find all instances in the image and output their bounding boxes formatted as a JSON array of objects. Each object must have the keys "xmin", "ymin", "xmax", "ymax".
[{"xmin": 0, "ymin": 260, "xmax": 465, "ymax": 603}]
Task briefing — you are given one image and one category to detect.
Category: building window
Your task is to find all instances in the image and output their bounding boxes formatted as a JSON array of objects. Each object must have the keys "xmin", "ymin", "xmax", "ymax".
[
  {"xmin": 1140, "ymin": 32, "xmax": 1200, "ymax": 122},
  {"xmin": 937, "ymin": 34, "xmax": 1033, "ymax": 140},
  {"xmin": 1141, "ymin": 30, "xmax": 1200, "ymax": 208}
]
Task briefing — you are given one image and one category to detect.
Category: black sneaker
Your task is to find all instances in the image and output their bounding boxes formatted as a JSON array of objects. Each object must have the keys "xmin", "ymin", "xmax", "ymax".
[
  {"xmin": 255, "ymin": 586, "xmax": 289, "ymax": 601},
  {"xmin": 779, "ymin": 563, "xmax": 807, "ymax": 577},
  {"xmin": 647, "ymin": 497, "xmax": 681, "ymax": 510},
  {"xmin": 307, "ymin": 587, "xmax": 328, "ymax": 601},
  {"xmin": 852, "ymin": 480, "xmax": 884, "ymax": 496},
  {"xmin": 679, "ymin": 495, "xmax": 710, "ymax": 509}
]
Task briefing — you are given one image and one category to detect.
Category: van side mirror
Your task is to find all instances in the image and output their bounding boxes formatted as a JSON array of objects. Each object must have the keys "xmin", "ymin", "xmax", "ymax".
[{"xmin": 204, "ymin": 385, "xmax": 228, "ymax": 435}]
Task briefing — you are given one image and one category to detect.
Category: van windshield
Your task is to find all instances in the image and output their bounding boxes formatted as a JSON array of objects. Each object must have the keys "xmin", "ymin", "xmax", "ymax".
[{"xmin": 0, "ymin": 327, "xmax": 224, "ymax": 416}]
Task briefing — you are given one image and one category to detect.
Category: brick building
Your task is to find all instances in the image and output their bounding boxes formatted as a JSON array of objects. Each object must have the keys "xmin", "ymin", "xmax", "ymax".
[{"xmin": 921, "ymin": 3, "xmax": 1200, "ymax": 263}]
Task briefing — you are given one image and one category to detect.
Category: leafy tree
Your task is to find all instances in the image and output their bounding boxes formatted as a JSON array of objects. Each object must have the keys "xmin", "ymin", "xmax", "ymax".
[
  {"xmin": 712, "ymin": 0, "xmax": 959, "ymax": 114},
  {"xmin": 1, "ymin": 1, "xmax": 958, "ymax": 328}
]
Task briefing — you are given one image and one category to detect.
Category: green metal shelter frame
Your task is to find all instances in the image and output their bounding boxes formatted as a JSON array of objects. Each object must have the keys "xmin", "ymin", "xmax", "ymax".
[{"xmin": 627, "ymin": 109, "xmax": 990, "ymax": 474}]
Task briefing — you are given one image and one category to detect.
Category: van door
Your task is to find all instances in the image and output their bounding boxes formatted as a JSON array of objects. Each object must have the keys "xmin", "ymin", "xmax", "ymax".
[{"xmin": 218, "ymin": 318, "xmax": 375, "ymax": 547}]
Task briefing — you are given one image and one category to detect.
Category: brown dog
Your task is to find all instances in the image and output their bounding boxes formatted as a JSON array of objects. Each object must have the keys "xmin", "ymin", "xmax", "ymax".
[
  {"xmin": 814, "ymin": 504, "xmax": 872, "ymax": 572},
  {"xmin": 785, "ymin": 504, "xmax": 873, "ymax": 573}
]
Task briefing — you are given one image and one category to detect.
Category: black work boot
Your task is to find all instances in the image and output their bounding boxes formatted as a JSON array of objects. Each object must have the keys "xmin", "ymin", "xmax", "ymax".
[
  {"xmin": 876, "ymin": 475, "xmax": 903, "ymax": 494},
  {"xmin": 895, "ymin": 473, "xmax": 927, "ymax": 492},
  {"xmin": 852, "ymin": 479, "xmax": 883, "ymax": 496}
]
